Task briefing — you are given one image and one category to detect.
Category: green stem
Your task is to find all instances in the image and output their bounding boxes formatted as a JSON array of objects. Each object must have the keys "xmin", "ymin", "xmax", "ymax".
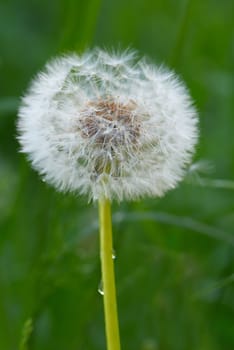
[{"xmin": 98, "ymin": 198, "xmax": 121, "ymax": 350}]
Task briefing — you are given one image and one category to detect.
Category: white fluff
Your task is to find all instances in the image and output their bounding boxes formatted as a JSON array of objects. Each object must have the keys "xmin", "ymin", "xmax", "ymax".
[{"xmin": 17, "ymin": 48, "xmax": 198, "ymax": 201}]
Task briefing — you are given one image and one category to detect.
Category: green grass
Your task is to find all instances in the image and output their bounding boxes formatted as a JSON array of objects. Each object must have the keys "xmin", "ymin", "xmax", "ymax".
[{"xmin": 0, "ymin": 0, "xmax": 234, "ymax": 349}]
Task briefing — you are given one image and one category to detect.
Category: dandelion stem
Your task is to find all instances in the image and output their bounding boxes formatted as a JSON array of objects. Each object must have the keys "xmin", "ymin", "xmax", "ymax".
[{"xmin": 98, "ymin": 198, "xmax": 121, "ymax": 350}]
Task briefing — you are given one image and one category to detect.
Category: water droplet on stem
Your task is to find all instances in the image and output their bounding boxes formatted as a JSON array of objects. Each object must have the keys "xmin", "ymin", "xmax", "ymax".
[
  {"xmin": 112, "ymin": 249, "xmax": 116, "ymax": 260},
  {"xmin": 98, "ymin": 280, "xmax": 104, "ymax": 295}
]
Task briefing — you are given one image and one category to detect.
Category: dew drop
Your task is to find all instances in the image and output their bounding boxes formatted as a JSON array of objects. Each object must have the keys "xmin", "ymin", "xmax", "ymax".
[
  {"xmin": 98, "ymin": 280, "xmax": 104, "ymax": 295},
  {"xmin": 112, "ymin": 249, "xmax": 116, "ymax": 260}
]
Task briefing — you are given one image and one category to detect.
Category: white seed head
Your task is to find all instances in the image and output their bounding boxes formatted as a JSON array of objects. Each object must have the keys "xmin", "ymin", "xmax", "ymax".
[{"xmin": 17, "ymin": 48, "xmax": 198, "ymax": 201}]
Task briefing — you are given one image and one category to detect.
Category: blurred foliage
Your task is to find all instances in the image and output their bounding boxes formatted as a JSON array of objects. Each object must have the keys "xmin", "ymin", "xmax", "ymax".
[{"xmin": 0, "ymin": 0, "xmax": 234, "ymax": 349}]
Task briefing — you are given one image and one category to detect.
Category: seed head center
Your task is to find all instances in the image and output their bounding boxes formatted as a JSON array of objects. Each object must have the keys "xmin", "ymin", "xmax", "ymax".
[{"xmin": 81, "ymin": 99, "xmax": 140, "ymax": 146}]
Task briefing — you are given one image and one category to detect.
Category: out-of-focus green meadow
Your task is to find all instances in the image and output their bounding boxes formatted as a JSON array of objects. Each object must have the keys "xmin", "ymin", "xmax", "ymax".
[{"xmin": 0, "ymin": 0, "xmax": 233, "ymax": 349}]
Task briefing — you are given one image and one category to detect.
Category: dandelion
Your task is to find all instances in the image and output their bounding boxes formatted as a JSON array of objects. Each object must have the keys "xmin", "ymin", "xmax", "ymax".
[
  {"xmin": 17, "ymin": 48, "xmax": 198, "ymax": 350},
  {"xmin": 18, "ymin": 49, "xmax": 198, "ymax": 202}
]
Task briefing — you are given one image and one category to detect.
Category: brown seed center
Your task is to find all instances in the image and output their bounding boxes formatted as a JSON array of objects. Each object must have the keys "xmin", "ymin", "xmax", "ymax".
[{"xmin": 80, "ymin": 99, "xmax": 140, "ymax": 146}]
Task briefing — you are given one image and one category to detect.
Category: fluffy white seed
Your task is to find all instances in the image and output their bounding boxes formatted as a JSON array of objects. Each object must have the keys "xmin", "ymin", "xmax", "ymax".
[{"xmin": 17, "ymin": 48, "xmax": 198, "ymax": 201}]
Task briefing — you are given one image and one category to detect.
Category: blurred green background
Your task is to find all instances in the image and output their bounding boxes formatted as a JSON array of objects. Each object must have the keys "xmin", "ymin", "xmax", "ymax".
[{"xmin": 0, "ymin": 0, "xmax": 234, "ymax": 349}]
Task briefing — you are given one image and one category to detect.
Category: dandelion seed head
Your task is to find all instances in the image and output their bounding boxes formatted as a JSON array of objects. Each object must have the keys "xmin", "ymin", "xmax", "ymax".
[{"xmin": 18, "ymin": 48, "xmax": 198, "ymax": 201}]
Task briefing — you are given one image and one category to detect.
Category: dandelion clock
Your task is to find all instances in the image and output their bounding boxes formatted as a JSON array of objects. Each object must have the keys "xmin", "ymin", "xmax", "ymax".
[{"xmin": 18, "ymin": 48, "xmax": 198, "ymax": 350}]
